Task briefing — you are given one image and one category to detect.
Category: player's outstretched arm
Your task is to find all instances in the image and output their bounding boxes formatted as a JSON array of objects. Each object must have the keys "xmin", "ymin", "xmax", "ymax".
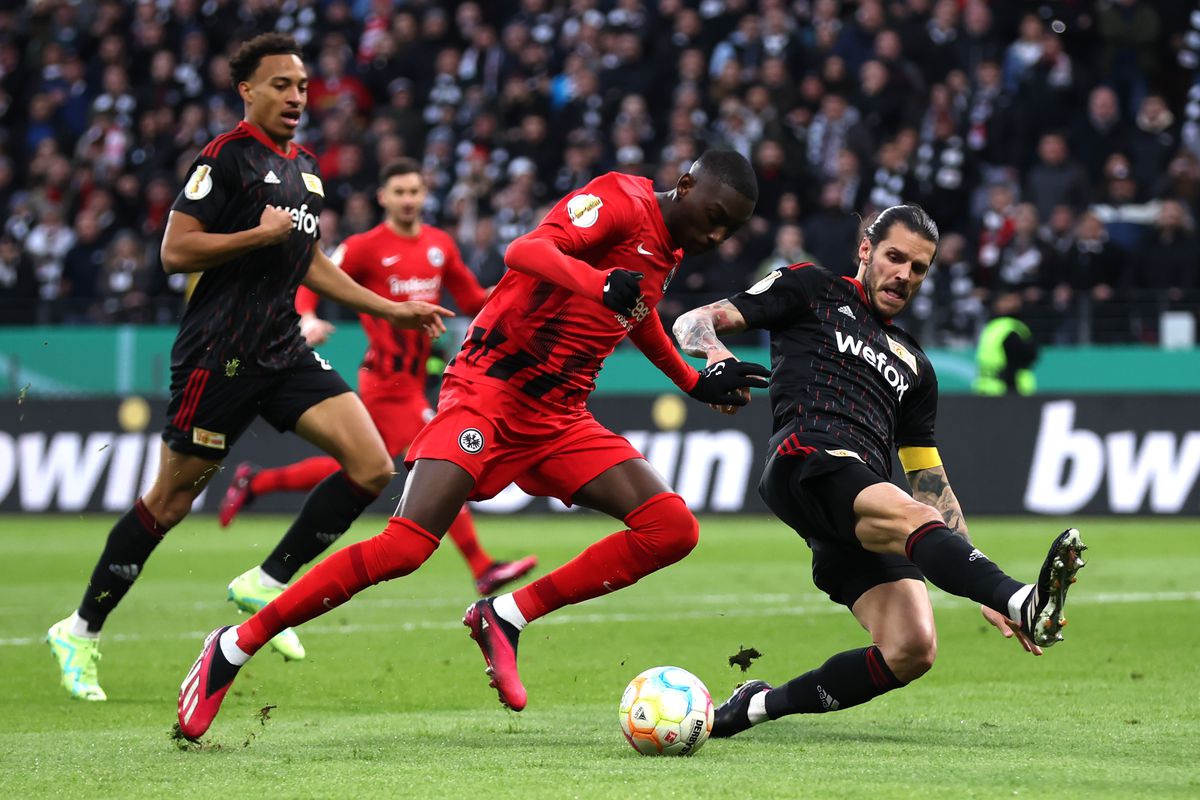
[
  {"xmin": 160, "ymin": 206, "xmax": 293, "ymax": 274},
  {"xmin": 672, "ymin": 299, "xmax": 749, "ymax": 362},
  {"xmin": 302, "ymin": 248, "xmax": 454, "ymax": 336}
]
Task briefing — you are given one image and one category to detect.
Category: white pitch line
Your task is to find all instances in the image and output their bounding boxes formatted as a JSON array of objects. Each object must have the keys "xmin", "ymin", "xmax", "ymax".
[{"xmin": 5, "ymin": 590, "xmax": 1197, "ymax": 648}]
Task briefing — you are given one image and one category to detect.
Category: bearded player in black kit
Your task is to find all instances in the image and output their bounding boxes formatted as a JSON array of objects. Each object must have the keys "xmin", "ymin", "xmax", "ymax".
[
  {"xmin": 46, "ymin": 33, "xmax": 451, "ymax": 701},
  {"xmin": 672, "ymin": 204, "xmax": 1087, "ymax": 737}
]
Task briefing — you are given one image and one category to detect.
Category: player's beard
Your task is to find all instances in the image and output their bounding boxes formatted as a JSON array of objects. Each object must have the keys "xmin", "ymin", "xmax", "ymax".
[{"xmin": 862, "ymin": 249, "xmax": 911, "ymax": 317}]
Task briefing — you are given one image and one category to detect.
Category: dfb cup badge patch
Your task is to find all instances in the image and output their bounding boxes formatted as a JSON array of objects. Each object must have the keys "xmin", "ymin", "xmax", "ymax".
[
  {"xmin": 566, "ymin": 193, "xmax": 603, "ymax": 228},
  {"xmin": 458, "ymin": 428, "xmax": 484, "ymax": 454},
  {"xmin": 184, "ymin": 164, "xmax": 213, "ymax": 200}
]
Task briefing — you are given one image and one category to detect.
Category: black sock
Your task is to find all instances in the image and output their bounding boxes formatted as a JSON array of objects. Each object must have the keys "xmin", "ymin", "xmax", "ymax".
[
  {"xmin": 905, "ymin": 522, "xmax": 1025, "ymax": 616},
  {"xmin": 260, "ymin": 471, "xmax": 378, "ymax": 583},
  {"xmin": 77, "ymin": 499, "xmax": 171, "ymax": 633},
  {"xmin": 764, "ymin": 646, "xmax": 904, "ymax": 718}
]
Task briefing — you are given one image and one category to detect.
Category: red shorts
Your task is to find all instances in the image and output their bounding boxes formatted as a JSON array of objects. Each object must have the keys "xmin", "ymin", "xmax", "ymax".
[
  {"xmin": 405, "ymin": 375, "xmax": 644, "ymax": 503},
  {"xmin": 358, "ymin": 369, "xmax": 432, "ymax": 458}
]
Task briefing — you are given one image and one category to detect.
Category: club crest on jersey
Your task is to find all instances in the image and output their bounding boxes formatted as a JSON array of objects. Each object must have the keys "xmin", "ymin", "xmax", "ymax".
[
  {"xmin": 566, "ymin": 193, "xmax": 603, "ymax": 228},
  {"xmin": 191, "ymin": 426, "xmax": 226, "ymax": 449},
  {"xmin": 458, "ymin": 428, "xmax": 484, "ymax": 454},
  {"xmin": 184, "ymin": 164, "xmax": 213, "ymax": 200},
  {"xmin": 427, "ymin": 246, "xmax": 445, "ymax": 267},
  {"xmin": 885, "ymin": 335, "xmax": 919, "ymax": 375},
  {"xmin": 301, "ymin": 172, "xmax": 324, "ymax": 197},
  {"xmin": 746, "ymin": 270, "xmax": 781, "ymax": 295}
]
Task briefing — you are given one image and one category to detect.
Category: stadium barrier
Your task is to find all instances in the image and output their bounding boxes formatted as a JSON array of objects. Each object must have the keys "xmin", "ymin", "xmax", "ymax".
[{"xmin": 2, "ymin": 395, "xmax": 1197, "ymax": 516}]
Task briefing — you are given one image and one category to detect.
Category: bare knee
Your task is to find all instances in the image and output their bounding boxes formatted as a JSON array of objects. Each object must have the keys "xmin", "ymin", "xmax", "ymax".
[
  {"xmin": 343, "ymin": 449, "xmax": 394, "ymax": 494},
  {"xmin": 141, "ymin": 486, "xmax": 196, "ymax": 528},
  {"xmin": 878, "ymin": 628, "xmax": 937, "ymax": 683}
]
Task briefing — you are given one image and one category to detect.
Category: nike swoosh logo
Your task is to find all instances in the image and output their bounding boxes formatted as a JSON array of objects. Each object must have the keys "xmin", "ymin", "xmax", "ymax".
[
  {"xmin": 382, "ymin": 255, "xmax": 401, "ymax": 266},
  {"xmin": 636, "ymin": 243, "xmax": 653, "ymax": 256}
]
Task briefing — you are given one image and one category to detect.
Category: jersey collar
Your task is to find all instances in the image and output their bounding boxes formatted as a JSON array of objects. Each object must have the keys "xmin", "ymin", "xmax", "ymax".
[
  {"xmin": 237, "ymin": 120, "xmax": 299, "ymax": 159},
  {"xmin": 841, "ymin": 276, "xmax": 892, "ymax": 324}
]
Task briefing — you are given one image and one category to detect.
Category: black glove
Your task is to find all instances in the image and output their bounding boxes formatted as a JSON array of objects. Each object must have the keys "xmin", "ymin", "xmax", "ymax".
[
  {"xmin": 687, "ymin": 357, "xmax": 772, "ymax": 406},
  {"xmin": 601, "ymin": 269, "xmax": 644, "ymax": 316}
]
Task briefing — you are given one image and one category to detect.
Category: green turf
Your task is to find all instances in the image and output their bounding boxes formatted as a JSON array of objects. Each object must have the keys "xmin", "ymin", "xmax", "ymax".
[{"xmin": 2, "ymin": 513, "xmax": 1197, "ymax": 799}]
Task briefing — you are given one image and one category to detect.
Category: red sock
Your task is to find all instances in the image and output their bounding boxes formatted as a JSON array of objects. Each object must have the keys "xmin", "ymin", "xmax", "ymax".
[
  {"xmin": 235, "ymin": 516, "xmax": 440, "ymax": 655},
  {"xmin": 250, "ymin": 456, "xmax": 340, "ymax": 496},
  {"xmin": 512, "ymin": 493, "xmax": 697, "ymax": 623},
  {"xmin": 446, "ymin": 508, "xmax": 492, "ymax": 578}
]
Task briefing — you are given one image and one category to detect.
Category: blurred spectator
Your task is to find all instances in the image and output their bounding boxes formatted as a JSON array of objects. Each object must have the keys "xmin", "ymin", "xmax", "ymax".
[
  {"xmin": 756, "ymin": 224, "xmax": 813, "ymax": 281},
  {"xmin": 0, "ymin": 235, "xmax": 38, "ymax": 324},
  {"xmin": 1025, "ymin": 132, "xmax": 1090, "ymax": 220},
  {"xmin": 96, "ymin": 231, "xmax": 153, "ymax": 323},
  {"xmin": 60, "ymin": 211, "xmax": 108, "ymax": 321},
  {"xmin": 1130, "ymin": 199, "xmax": 1198, "ymax": 340},
  {"xmin": 1097, "ymin": 0, "xmax": 1161, "ymax": 113},
  {"xmin": 1072, "ymin": 87, "xmax": 1129, "ymax": 178},
  {"xmin": 25, "ymin": 203, "xmax": 75, "ymax": 302},
  {"xmin": 1050, "ymin": 211, "xmax": 1127, "ymax": 343}
]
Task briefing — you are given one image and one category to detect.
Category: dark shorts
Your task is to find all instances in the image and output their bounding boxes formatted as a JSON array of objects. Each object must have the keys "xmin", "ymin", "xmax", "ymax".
[
  {"xmin": 759, "ymin": 442, "xmax": 924, "ymax": 608},
  {"xmin": 162, "ymin": 355, "xmax": 352, "ymax": 459}
]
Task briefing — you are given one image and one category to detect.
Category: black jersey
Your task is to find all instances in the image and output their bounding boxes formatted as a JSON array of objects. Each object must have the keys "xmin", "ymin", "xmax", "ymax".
[
  {"xmin": 169, "ymin": 121, "xmax": 324, "ymax": 373},
  {"xmin": 729, "ymin": 263, "xmax": 938, "ymax": 478}
]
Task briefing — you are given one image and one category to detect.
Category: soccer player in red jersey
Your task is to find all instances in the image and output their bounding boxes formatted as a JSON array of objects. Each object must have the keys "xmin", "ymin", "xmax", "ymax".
[
  {"xmin": 218, "ymin": 158, "xmax": 537, "ymax": 595},
  {"xmin": 178, "ymin": 150, "xmax": 772, "ymax": 738}
]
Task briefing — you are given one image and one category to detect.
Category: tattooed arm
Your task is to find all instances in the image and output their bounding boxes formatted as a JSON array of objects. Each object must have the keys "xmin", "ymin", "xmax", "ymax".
[
  {"xmin": 671, "ymin": 299, "xmax": 749, "ymax": 362},
  {"xmin": 905, "ymin": 464, "xmax": 971, "ymax": 543}
]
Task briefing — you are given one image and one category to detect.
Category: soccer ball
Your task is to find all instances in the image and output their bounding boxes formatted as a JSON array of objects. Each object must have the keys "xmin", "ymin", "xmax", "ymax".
[{"xmin": 618, "ymin": 666, "xmax": 714, "ymax": 756}]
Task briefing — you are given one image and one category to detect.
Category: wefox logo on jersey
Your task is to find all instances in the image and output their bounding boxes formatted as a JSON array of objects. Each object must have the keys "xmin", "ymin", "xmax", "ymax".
[
  {"xmin": 278, "ymin": 204, "xmax": 319, "ymax": 238},
  {"xmin": 835, "ymin": 331, "xmax": 910, "ymax": 400}
]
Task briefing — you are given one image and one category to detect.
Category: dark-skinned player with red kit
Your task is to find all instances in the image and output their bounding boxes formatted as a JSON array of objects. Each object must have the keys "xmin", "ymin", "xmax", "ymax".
[{"xmin": 177, "ymin": 150, "xmax": 772, "ymax": 738}]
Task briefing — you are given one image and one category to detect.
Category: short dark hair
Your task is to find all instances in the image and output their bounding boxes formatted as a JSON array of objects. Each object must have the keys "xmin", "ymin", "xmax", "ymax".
[
  {"xmin": 864, "ymin": 204, "xmax": 940, "ymax": 250},
  {"xmin": 229, "ymin": 33, "xmax": 303, "ymax": 85},
  {"xmin": 692, "ymin": 149, "xmax": 759, "ymax": 203},
  {"xmin": 379, "ymin": 157, "xmax": 423, "ymax": 185}
]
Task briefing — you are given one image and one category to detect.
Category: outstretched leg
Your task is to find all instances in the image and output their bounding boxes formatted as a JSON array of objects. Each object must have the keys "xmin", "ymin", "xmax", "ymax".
[
  {"xmin": 467, "ymin": 459, "xmax": 698, "ymax": 710},
  {"xmin": 713, "ymin": 579, "xmax": 933, "ymax": 737},
  {"xmin": 177, "ymin": 458, "xmax": 473, "ymax": 739},
  {"xmin": 853, "ymin": 482, "xmax": 1086, "ymax": 646},
  {"xmin": 49, "ymin": 443, "xmax": 219, "ymax": 701}
]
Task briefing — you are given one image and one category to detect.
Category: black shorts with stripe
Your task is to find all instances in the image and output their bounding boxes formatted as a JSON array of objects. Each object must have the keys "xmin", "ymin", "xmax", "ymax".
[
  {"xmin": 758, "ymin": 433, "xmax": 924, "ymax": 608},
  {"xmin": 162, "ymin": 355, "xmax": 352, "ymax": 459}
]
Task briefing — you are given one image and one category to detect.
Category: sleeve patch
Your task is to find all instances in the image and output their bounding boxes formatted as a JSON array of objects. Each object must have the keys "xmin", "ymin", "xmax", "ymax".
[
  {"xmin": 745, "ymin": 270, "xmax": 782, "ymax": 295},
  {"xmin": 301, "ymin": 172, "xmax": 324, "ymax": 197},
  {"xmin": 566, "ymin": 193, "xmax": 603, "ymax": 228},
  {"xmin": 184, "ymin": 164, "xmax": 213, "ymax": 200}
]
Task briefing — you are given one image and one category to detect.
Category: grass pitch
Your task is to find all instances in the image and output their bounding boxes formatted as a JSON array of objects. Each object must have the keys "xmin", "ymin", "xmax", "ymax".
[{"xmin": 2, "ymin": 513, "xmax": 1197, "ymax": 799}]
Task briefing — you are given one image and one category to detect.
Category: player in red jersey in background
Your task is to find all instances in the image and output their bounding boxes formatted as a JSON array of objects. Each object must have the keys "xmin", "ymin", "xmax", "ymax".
[
  {"xmin": 178, "ymin": 150, "xmax": 770, "ymax": 739},
  {"xmin": 218, "ymin": 159, "xmax": 536, "ymax": 596}
]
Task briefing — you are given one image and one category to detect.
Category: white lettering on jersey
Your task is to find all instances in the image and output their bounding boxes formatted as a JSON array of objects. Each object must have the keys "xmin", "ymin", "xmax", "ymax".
[
  {"xmin": 835, "ymin": 330, "xmax": 911, "ymax": 400},
  {"xmin": 387, "ymin": 275, "xmax": 441, "ymax": 300},
  {"xmin": 279, "ymin": 203, "xmax": 319, "ymax": 238}
]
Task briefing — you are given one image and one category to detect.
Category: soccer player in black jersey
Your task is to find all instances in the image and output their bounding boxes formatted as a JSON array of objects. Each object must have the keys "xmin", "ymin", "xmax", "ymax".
[
  {"xmin": 672, "ymin": 204, "xmax": 1088, "ymax": 737},
  {"xmin": 45, "ymin": 33, "xmax": 451, "ymax": 701}
]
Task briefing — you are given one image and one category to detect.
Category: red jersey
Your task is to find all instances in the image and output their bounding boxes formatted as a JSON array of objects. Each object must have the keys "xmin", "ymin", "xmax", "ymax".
[
  {"xmin": 445, "ymin": 172, "xmax": 685, "ymax": 410},
  {"xmin": 297, "ymin": 223, "xmax": 487, "ymax": 386}
]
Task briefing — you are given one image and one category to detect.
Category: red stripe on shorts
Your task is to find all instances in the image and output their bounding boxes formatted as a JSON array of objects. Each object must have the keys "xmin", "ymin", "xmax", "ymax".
[{"xmin": 173, "ymin": 368, "xmax": 210, "ymax": 431}]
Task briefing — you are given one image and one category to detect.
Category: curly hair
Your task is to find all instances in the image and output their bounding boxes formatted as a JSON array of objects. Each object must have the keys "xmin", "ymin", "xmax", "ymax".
[{"xmin": 229, "ymin": 33, "xmax": 303, "ymax": 85}]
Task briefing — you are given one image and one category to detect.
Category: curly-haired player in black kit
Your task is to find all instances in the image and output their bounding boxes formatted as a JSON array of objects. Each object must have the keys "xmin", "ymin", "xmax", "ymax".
[
  {"xmin": 45, "ymin": 33, "xmax": 451, "ymax": 702},
  {"xmin": 672, "ymin": 204, "xmax": 1087, "ymax": 737}
]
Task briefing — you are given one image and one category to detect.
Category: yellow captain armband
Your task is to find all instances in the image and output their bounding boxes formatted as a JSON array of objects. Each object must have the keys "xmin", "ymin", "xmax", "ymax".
[{"xmin": 898, "ymin": 446, "xmax": 942, "ymax": 472}]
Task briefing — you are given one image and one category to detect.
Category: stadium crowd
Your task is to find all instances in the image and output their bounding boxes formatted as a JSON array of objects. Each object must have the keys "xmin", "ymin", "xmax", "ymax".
[{"xmin": 1, "ymin": 0, "xmax": 1199, "ymax": 347}]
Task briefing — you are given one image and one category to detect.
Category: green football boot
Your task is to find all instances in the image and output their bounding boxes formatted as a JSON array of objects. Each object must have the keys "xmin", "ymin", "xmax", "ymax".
[
  {"xmin": 46, "ymin": 617, "xmax": 107, "ymax": 701},
  {"xmin": 226, "ymin": 567, "xmax": 306, "ymax": 661}
]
